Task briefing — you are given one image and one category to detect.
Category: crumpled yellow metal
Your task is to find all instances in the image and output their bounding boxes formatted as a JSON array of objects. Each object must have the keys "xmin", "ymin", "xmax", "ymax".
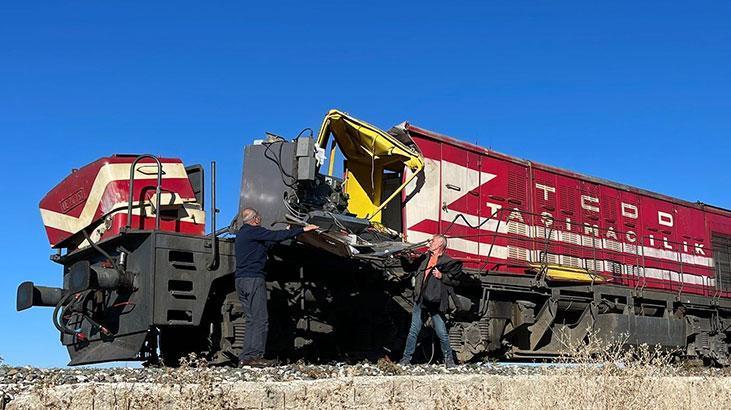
[
  {"xmin": 316, "ymin": 109, "xmax": 424, "ymax": 222},
  {"xmin": 532, "ymin": 263, "xmax": 607, "ymax": 283}
]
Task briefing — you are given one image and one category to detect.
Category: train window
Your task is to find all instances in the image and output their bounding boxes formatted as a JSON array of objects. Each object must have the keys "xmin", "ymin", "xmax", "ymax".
[
  {"xmin": 185, "ymin": 165, "xmax": 205, "ymax": 207},
  {"xmin": 711, "ymin": 233, "xmax": 731, "ymax": 291},
  {"xmin": 380, "ymin": 169, "xmax": 404, "ymax": 233}
]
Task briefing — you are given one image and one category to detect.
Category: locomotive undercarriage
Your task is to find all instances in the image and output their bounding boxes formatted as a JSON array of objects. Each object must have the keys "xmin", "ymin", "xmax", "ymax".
[
  {"xmin": 449, "ymin": 273, "xmax": 731, "ymax": 366},
  {"xmin": 28, "ymin": 229, "xmax": 730, "ymax": 366},
  {"xmin": 29, "ymin": 230, "xmax": 416, "ymax": 366}
]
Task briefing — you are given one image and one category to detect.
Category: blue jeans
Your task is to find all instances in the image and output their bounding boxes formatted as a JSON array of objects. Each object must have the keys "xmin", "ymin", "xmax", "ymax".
[{"xmin": 401, "ymin": 302, "xmax": 453, "ymax": 363}]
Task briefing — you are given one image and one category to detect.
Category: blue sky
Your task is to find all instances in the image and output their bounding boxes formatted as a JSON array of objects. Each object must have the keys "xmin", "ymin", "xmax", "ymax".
[{"xmin": 1, "ymin": 1, "xmax": 730, "ymax": 367}]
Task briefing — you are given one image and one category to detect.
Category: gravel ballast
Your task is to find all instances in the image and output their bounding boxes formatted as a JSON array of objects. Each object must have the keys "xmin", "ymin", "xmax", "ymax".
[{"xmin": 2, "ymin": 362, "xmax": 731, "ymax": 409}]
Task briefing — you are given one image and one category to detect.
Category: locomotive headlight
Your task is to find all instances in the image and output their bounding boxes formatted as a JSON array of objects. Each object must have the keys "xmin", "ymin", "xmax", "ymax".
[
  {"xmin": 67, "ymin": 260, "xmax": 133, "ymax": 293},
  {"xmin": 68, "ymin": 261, "xmax": 92, "ymax": 292}
]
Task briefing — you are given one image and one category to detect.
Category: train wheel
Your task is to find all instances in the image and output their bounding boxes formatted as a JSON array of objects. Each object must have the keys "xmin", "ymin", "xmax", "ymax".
[{"xmin": 206, "ymin": 290, "xmax": 245, "ymax": 366}]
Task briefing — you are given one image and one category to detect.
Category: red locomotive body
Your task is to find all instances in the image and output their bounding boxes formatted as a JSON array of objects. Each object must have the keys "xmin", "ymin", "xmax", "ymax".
[
  {"xmin": 39, "ymin": 155, "xmax": 206, "ymax": 250},
  {"xmin": 403, "ymin": 124, "xmax": 731, "ymax": 299}
]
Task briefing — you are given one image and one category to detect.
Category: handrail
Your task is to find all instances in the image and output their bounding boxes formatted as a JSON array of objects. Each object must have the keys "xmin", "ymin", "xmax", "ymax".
[
  {"xmin": 439, "ymin": 207, "xmax": 716, "ymax": 293},
  {"xmin": 639, "ymin": 236, "xmax": 647, "ymax": 294},
  {"xmin": 125, "ymin": 155, "xmax": 163, "ymax": 232},
  {"xmin": 207, "ymin": 161, "xmax": 219, "ymax": 270},
  {"xmin": 677, "ymin": 248, "xmax": 685, "ymax": 298}
]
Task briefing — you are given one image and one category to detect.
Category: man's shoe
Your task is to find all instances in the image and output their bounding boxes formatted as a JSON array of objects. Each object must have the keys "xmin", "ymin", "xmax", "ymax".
[
  {"xmin": 253, "ymin": 358, "xmax": 278, "ymax": 367},
  {"xmin": 238, "ymin": 359, "xmax": 254, "ymax": 368},
  {"xmin": 444, "ymin": 358, "xmax": 457, "ymax": 368},
  {"xmin": 398, "ymin": 358, "xmax": 411, "ymax": 366},
  {"xmin": 239, "ymin": 358, "xmax": 277, "ymax": 368}
]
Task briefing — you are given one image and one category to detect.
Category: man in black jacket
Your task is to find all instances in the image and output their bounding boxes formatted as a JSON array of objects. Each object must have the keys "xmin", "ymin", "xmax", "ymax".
[
  {"xmin": 235, "ymin": 207, "xmax": 317, "ymax": 367},
  {"xmin": 399, "ymin": 234, "xmax": 462, "ymax": 367}
]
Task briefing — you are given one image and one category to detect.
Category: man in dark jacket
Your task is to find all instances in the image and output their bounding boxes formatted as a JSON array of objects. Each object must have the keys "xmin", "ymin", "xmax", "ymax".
[
  {"xmin": 399, "ymin": 234, "xmax": 462, "ymax": 367},
  {"xmin": 235, "ymin": 207, "xmax": 317, "ymax": 367}
]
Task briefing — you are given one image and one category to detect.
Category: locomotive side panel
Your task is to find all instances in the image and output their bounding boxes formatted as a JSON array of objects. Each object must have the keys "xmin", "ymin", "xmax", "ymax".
[
  {"xmin": 405, "ymin": 125, "xmax": 727, "ymax": 300},
  {"xmin": 439, "ymin": 143, "xmax": 480, "ymax": 267},
  {"xmin": 403, "ymin": 137, "xmax": 441, "ymax": 245},
  {"xmin": 404, "ymin": 135, "xmax": 528, "ymax": 272},
  {"xmin": 477, "ymin": 154, "xmax": 515, "ymax": 272},
  {"xmin": 530, "ymin": 166, "xmax": 717, "ymax": 296}
]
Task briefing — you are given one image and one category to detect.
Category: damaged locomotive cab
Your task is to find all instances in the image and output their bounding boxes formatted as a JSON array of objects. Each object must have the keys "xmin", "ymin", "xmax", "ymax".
[
  {"xmin": 241, "ymin": 109, "xmax": 424, "ymax": 259},
  {"xmin": 316, "ymin": 109, "xmax": 424, "ymax": 228}
]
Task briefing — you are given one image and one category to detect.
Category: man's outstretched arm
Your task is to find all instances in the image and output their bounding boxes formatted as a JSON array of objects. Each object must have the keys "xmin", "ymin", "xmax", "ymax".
[{"xmin": 246, "ymin": 224, "xmax": 316, "ymax": 242}]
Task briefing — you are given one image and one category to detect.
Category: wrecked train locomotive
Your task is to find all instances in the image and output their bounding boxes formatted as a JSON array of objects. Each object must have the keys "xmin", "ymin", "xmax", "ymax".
[{"xmin": 18, "ymin": 110, "xmax": 731, "ymax": 366}]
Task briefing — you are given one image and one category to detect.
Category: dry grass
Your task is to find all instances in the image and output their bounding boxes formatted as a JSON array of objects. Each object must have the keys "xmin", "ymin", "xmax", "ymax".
[{"xmin": 514, "ymin": 332, "xmax": 722, "ymax": 409}]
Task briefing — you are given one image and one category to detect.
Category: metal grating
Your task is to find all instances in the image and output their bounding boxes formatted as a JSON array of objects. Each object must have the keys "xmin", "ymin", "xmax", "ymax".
[
  {"xmin": 508, "ymin": 166, "xmax": 528, "ymax": 208},
  {"xmin": 604, "ymin": 195, "xmax": 619, "ymax": 222},
  {"xmin": 479, "ymin": 318, "xmax": 491, "ymax": 341},
  {"xmin": 712, "ymin": 233, "xmax": 731, "ymax": 291},
  {"xmin": 448, "ymin": 325, "xmax": 463, "ymax": 348},
  {"xmin": 233, "ymin": 323, "xmax": 246, "ymax": 348},
  {"xmin": 508, "ymin": 245, "xmax": 529, "ymax": 262},
  {"xmin": 559, "ymin": 186, "xmax": 577, "ymax": 215}
]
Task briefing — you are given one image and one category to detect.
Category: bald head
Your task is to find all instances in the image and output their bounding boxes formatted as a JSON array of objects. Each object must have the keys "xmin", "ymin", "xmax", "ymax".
[
  {"xmin": 240, "ymin": 208, "xmax": 261, "ymax": 226},
  {"xmin": 429, "ymin": 234, "xmax": 447, "ymax": 254}
]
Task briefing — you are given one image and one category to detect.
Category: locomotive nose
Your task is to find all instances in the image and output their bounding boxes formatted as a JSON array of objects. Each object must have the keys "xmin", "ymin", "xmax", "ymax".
[{"xmin": 17, "ymin": 281, "xmax": 65, "ymax": 311}]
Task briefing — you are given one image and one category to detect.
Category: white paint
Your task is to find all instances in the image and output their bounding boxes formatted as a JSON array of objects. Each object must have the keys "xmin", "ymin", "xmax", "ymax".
[
  {"xmin": 658, "ymin": 211, "xmax": 674, "ymax": 227},
  {"xmin": 404, "ymin": 158, "xmax": 441, "ymax": 229},
  {"xmin": 485, "ymin": 202, "xmax": 502, "ymax": 218},
  {"xmin": 440, "ymin": 160, "xmax": 497, "ymax": 209},
  {"xmin": 695, "ymin": 243, "xmax": 705, "ymax": 255},
  {"xmin": 581, "ymin": 195, "xmax": 600, "ymax": 212},
  {"xmin": 40, "ymin": 162, "xmax": 191, "ymax": 235},
  {"xmin": 583, "ymin": 223, "xmax": 599, "ymax": 237},
  {"xmin": 621, "ymin": 203, "xmax": 638, "ymax": 219},
  {"xmin": 535, "ymin": 183, "xmax": 555, "ymax": 200},
  {"xmin": 422, "ymin": 231, "xmax": 715, "ymax": 288},
  {"xmin": 409, "ymin": 216, "xmax": 714, "ymax": 269},
  {"xmin": 663, "ymin": 237, "xmax": 673, "ymax": 250},
  {"xmin": 508, "ymin": 208, "xmax": 525, "ymax": 223},
  {"xmin": 540, "ymin": 211, "xmax": 553, "ymax": 227}
]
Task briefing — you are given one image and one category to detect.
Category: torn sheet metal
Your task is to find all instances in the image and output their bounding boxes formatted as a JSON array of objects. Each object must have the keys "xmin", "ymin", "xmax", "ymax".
[{"xmin": 316, "ymin": 109, "xmax": 424, "ymax": 221}]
